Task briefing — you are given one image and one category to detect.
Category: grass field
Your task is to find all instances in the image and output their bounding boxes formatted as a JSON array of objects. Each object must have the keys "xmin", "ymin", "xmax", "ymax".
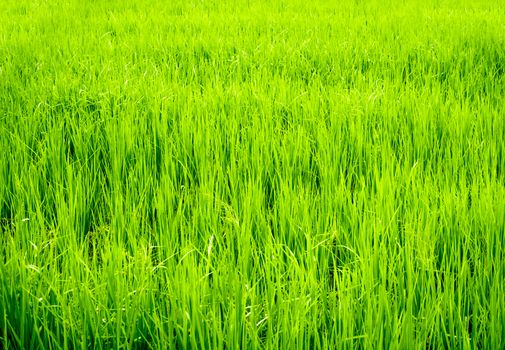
[{"xmin": 1, "ymin": 0, "xmax": 504, "ymax": 348}]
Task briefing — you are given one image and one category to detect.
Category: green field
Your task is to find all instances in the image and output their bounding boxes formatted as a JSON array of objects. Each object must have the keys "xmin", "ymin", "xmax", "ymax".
[{"xmin": 1, "ymin": 0, "xmax": 504, "ymax": 348}]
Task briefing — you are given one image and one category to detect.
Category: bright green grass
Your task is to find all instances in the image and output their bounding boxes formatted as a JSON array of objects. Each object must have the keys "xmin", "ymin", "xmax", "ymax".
[{"xmin": 1, "ymin": 0, "xmax": 504, "ymax": 348}]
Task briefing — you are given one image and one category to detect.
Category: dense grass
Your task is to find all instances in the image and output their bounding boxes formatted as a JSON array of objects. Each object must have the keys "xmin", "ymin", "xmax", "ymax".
[{"xmin": 1, "ymin": 0, "xmax": 504, "ymax": 348}]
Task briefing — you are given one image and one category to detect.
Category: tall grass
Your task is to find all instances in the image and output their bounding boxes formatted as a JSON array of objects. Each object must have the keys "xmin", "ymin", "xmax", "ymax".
[{"xmin": 1, "ymin": 0, "xmax": 504, "ymax": 348}]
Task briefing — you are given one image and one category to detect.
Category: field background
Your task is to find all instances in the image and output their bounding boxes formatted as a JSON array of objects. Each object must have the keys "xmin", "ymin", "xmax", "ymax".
[{"xmin": 1, "ymin": 0, "xmax": 504, "ymax": 348}]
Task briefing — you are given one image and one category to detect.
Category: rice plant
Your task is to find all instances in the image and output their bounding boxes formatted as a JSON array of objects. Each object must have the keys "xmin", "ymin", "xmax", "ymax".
[{"xmin": 1, "ymin": 0, "xmax": 504, "ymax": 348}]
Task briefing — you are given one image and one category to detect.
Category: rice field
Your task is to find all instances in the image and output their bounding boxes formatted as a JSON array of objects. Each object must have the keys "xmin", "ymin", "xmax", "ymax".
[{"xmin": 1, "ymin": 0, "xmax": 504, "ymax": 348}]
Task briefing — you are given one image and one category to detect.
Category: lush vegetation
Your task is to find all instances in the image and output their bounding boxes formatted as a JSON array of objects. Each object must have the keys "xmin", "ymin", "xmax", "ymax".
[{"xmin": 1, "ymin": 0, "xmax": 504, "ymax": 348}]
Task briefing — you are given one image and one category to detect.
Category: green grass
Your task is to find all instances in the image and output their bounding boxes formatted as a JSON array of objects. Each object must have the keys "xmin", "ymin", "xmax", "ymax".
[{"xmin": 1, "ymin": 0, "xmax": 504, "ymax": 348}]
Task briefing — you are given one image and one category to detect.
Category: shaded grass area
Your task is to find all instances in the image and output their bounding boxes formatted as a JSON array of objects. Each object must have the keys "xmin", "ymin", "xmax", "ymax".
[{"xmin": 1, "ymin": 0, "xmax": 504, "ymax": 348}]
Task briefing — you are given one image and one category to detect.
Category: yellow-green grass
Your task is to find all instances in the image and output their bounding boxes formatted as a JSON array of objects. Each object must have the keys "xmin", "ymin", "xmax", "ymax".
[{"xmin": 1, "ymin": 0, "xmax": 504, "ymax": 348}]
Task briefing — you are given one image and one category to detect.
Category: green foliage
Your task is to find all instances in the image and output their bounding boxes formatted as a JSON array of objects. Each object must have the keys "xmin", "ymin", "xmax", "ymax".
[{"xmin": 1, "ymin": 0, "xmax": 504, "ymax": 348}]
